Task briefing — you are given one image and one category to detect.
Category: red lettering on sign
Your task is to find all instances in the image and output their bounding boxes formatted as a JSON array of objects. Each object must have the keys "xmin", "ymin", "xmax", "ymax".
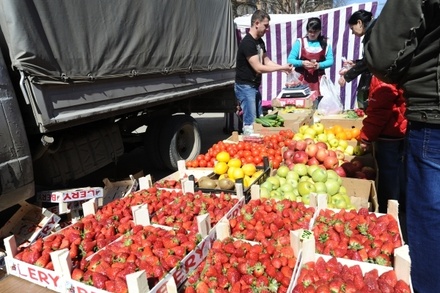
[{"xmin": 173, "ymin": 268, "xmax": 186, "ymax": 286}]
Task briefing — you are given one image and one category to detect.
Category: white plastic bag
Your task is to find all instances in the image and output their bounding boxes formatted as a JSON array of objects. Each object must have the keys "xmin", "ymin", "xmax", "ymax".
[
  {"xmin": 317, "ymin": 75, "xmax": 343, "ymax": 115},
  {"xmin": 284, "ymin": 71, "xmax": 303, "ymax": 88}
]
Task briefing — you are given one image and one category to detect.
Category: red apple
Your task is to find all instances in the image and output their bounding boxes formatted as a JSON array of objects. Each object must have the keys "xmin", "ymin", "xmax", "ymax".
[
  {"xmin": 361, "ymin": 166, "xmax": 377, "ymax": 180},
  {"xmin": 333, "ymin": 166, "xmax": 347, "ymax": 177},
  {"xmin": 323, "ymin": 156, "xmax": 339, "ymax": 169},
  {"xmin": 355, "ymin": 171, "xmax": 367, "ymax": 179},
  {"xmin": 283, "ymin": 149, "xmax": 295, "ymax": 161},
  {"xmin": 350, "ymin": 158, "xmax": 364, "ymax": 171},
  {"xmin": 287, "ymin": 140, "xmax": 297, "ymax": 151},
  {"xmin": 315, "ymin": 148, "xmax": 329, "ymax": 163},
  {"xmin": 327, "ymin": 149, "xmax": 336, "ymax": 157},
  {"xmin": 305, "ymin": 144, "xmax": 319, "ymax": 158},
  {"xmin": 315, "ymin": 141, "xmax": 328, "ymax": 150},
  {"xmin": 341, "ymin": 162, "xmax": 357, "ymax": 177},
  {"xmin": 293, "ymin": 150, "xmax": 308, "ymax": 164},
  {"xmin": 295, "ymin": 140, "xmax": 307, "ymax": 151},
  {"xmin": 304, "ymin": 138, "xmax": 315, "ymax": 145},
  {"xmin": 307, "ymin": 157, "xmax": 320, "ymax": 166}
]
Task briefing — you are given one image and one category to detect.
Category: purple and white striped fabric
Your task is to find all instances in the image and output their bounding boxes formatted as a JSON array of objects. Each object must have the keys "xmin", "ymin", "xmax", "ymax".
[{"xmin": 235, "ymin": 2, "xmax": 378, "ymax": 110}]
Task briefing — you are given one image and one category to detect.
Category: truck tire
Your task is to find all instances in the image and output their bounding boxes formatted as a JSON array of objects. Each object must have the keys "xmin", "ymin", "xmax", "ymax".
[
  {"xmin": 144, "ymin": 121, "xmax": 166, "ymax": 170},
  {"xmin": 159, "ymin": 115, "xmax": 201, "ymax": 170}
]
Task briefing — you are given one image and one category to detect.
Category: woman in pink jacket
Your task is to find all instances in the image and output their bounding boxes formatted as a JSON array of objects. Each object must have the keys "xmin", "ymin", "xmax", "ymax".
[{"xmin": 359, "ymin": 76, "xmax": 407, "ymax": 215}]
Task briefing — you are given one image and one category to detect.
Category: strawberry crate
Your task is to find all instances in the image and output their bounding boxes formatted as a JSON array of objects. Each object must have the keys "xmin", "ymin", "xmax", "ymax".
[
  {"xmin": 291, "ymin": 238, "xmax": 412, "ymax": 292},
  {"xmin": 309, "ymin": 199, "xmax": 405, "ymax": 267}
]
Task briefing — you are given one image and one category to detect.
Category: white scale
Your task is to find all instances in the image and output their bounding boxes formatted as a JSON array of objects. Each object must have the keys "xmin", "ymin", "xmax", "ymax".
[{"xmin": 280, "ymin": 85, "xmax": 311, "ymax": 98}]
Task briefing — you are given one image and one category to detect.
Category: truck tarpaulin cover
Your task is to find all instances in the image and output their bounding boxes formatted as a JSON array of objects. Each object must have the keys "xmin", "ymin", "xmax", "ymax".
[
  {"xmin": 0, "ymin": 0, "xmax": 236, "ymax": 84},
  {"xmin": 235, "ymin": 2, "xmax": 377, "ymax": 110}
]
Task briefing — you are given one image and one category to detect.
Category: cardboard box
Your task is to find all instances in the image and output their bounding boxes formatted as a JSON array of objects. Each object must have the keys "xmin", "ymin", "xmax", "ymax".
[
  {"xmin": 316, "ymin": 113, "xmax": 364, "ymax": 129},
  {"xmin": 253, "ymin": 111, "xmax": 314, "ymax": 135},
  {"xmin": 272, "ymin": 90, "xmax": 319, "ymax": 109},
  {"xmin": 341, "ymin": 177, "xmax": 378, "ymax": 212}
]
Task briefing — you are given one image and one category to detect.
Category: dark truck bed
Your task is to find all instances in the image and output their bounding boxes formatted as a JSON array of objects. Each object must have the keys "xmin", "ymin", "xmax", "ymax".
[{"xmin": 0, "ymin": 0, "xmax": 237, "ymax": 211}]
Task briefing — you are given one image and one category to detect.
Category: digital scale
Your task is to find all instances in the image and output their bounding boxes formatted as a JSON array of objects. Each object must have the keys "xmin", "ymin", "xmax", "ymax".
[{"xmin": 280, "ymin": 85, "xmax": 311, "ymax": 98}]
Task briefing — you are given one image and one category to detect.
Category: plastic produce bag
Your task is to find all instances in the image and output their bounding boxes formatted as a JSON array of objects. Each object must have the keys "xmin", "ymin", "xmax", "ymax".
[
  {"xmin": 284, "ymin": 71, "xmax": 304, "ymax": 88},
  {"xmin": 317, "ymin": 75, "xmax": 343, "ymax": 115}
]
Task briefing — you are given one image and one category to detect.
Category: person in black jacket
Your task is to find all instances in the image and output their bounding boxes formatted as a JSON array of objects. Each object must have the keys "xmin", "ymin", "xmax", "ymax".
[
  {"xmin": 338, "ymin": 10, "xmax": 374, "ymax": 109},
  {"xmin": 364, "ymin": 1, "xmax": 440, "ymax": 292}
]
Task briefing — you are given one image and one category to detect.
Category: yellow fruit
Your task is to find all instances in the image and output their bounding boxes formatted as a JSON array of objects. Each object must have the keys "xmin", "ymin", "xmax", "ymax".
[
  {"xmin": 242, "ymin": 163, "xmax": 257, "ymax": 177},
  {"xmin": 228, "ymin": 158, "xmax": 242, "ymax": 168},
  {"xmin": 216, "ymin": 151, "xmax": 230, "ymax": 163},
  {"xmin": 227, "ymin": 166, "xmax": 237, "ymax": 179},
  {"xmin": 243, "ymin": 175, "xmax": 252, "ymax": 188},
  {"xmin": 252, "ymin": 170, "xmax": 264, "ymax": 179},
  {"xmin": 232, "ymin": 168, "xmax": 245, "ymax": 180},
  {"xmin": 214, "ymin": 161, "xmax": 228, "ymax": 175}
]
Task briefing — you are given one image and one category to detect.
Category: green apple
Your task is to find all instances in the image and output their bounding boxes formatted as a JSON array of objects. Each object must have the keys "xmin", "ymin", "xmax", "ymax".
[
  {"xmin": 307, "ymin": 164, "xmax": 321, "ymax": 177},
  {"xmin": 328, "ymin": 138, "xmax": 340, "ymax": 148},
  {"xmin": 341, "ymin": 193, "xmax": 352, "ymax": 205},
  {"xmin": 338, "ymin": 139, "xmax": 349, "ymax": 150},
  {"xmin": 297, "ymin": 181, "xmax": 316, "ymax": 196},
  {"xmin": 325, "ymin": 179, "xmax": 340, "ymax": 196},
  {"xmin": 339, "ymin": 186, "xmax": 347, "ymax": 194},
  {"xmin": 301, "ymin": 193, "xmax": 311, "ymax": 205},
  {"xmin": 293, "ymin": 163, "xmax": 308, "ymax": 176},
  {"xmin": 278, "ymin": 177, "xmax": 287, "ymax": 186},
  {"xmin": 280, "ymin": 183, "xmax": 295, "ymax": 193},
  {"xmin": 261, "ymin": 181, "xmax": 273, "ymax": 191},
  {"xmin": 326, "ymin": 169, "xmax": 340, "ymax": 181},
  {"xmin": 327, "ymin": 133, "xmax": 336, "ymax": 141},
  {"xmin": 286, "ymin": 179, "xmax": 298, "ymax": 189},
  {"xmin": 314, "ymin": 181, "xmax": 327, "ymax": 193},
  {"xmin": 286, "ymin": 170, "xmax": 300, "ymax": 182},
  {"xmin": 344, "ymin": 145, "xmax": 354, "ymax": 156},
  {"xmin": 260, "ymin": 187, "xmax": 270, "ymax": 198},
  {"xmin": 266, "ymin": 176, "xmax": 280, "ymax": 189},
  {"xmin": 311, "ymin": 168, "xmax": 328, "ymax": 183},
  {"xmin": 354, "ymin": 145, "xmax": 365, "ymax": 156},
  {"xmin": 311, "ymin": 122, "xmax": 325, "ymax": 135},
  {"xmin": 284, "ymin": 191, "xmax": 296, "ymax": 201},
  {"xmin": 293, "ymin": 133, "xmax": 304, "ymax": 140},
  {"xmin": 303, "ymin": 133, "xmax": 315, "ymax": 140},
  {"xmin": 299, "ymin": 124, "xmax": 310, "ymax": 135},
  {"xmin": 276, "ymin": 165, "xmax": 290, "ymax": 178},
  {"xmin": 316, "ymin": 133, "xmax": 328, "ymax": 142},
  {"xmin": 304, "ymin": 127, "xmax": 317, "ymax": 138},
  {"xmin": 270, "ymin": 189, "xmax": 282, "ymax": 199},
  {"xmin": 331, "ymin": 194, "xmax": 347, "ymax": 209},
  {"xmin": 299, "ymin": 175, "xmax": 311, "ymax": 182}
]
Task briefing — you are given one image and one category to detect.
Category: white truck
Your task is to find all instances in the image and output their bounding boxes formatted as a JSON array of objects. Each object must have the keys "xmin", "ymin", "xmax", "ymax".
[{"xmin": 0, "ymin": 0, "xmax": 237, "ymax": 212}]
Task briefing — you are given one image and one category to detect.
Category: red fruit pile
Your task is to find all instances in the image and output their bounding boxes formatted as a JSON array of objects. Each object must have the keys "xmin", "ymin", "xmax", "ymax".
[
  {"xmin": 154, "ymin": 179, "xmax": 182, "ymax": 190},
  {"xmin": 151, "ymin": 191, "xmax": 238, "ymax": 233},
  {"xmin": 230, "ymin": 199, "xmax": 315, "ymax": 241},
  {"xmin": 71, "ymin": 224, "xmax": 200, "ymax": 293},
  {"xmin": 293, "ymin": 256, "xmax": 411, "ymax": 293},
  {"xmin": 313, "ymin": 208, "xmax": 402, "ymax": 266},
  {"xmin": 184, "ymin": 237, "xmax": 296, "ymax": 293},
  {"xmin": 14, "ymin": 187, "xmax": 181, "ymax": 269}
]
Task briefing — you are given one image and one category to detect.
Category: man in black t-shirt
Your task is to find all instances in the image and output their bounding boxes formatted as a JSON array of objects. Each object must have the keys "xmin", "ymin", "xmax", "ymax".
[{"xmin": 235, "ymin": 10, "xmax": 292, "ymax": 134}]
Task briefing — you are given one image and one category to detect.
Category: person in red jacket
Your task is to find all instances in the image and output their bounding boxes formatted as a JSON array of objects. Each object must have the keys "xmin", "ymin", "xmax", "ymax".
[{"xmin": 359, "ymin": 76, "xmax": 407, "ymax": 214}]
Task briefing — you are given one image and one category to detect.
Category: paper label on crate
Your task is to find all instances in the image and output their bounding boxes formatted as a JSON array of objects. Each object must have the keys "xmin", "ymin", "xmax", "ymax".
[
  {"xmin": 37, "ymin": 187, "xmax": 104, "ymax": 203},
  {"xmin": 5, "ymin": 257, "xmax": 63, "ymax": 291}
]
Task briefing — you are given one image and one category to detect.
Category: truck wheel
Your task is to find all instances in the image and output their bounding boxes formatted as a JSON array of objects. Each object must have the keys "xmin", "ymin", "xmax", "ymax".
[
  {"xmin": 159, "ymin": 115, "xmax": 201, "ymax": 170},
  {"xmin": 144, "ymin": 121, "xmax": 166, "ymax": 170}
]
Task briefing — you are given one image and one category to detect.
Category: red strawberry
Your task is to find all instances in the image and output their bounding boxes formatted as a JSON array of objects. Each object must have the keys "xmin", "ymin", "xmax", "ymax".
[
  {"xmin": 34, "ymin": 253, "xmax": 50, "ymax": 267},
  {"xmin": 195, "ymin": 281, "xmax": 210, "ymax": 293},
  {"xmin": 71, "ymin": 268, "xmax": 84, "ymax": 281},
  {"xmin": 381, "ymin": 241, "xmax": 394, "ymax": 256},
  {"xmin": 114, "ymin": 277, "xmax": 128, "ymax": 293},
  {"xmin": 253, "ymin": 262, "xmax": 265, "ymax": 278},
  {"xmin": 394, "ymin": 279, "xmax": 411, "ymax": 293},
  {"xmin": 91, "ymin": 272, "xmax": 108, "ymax": 289}
]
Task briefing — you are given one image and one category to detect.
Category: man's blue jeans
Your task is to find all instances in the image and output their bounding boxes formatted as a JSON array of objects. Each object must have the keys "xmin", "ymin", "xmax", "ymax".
[
  {"xmin": 374, "ymin": 139, "xmax": 405, "ymax": 213},
  {"xmin": 406, "ymin": 121, "xmax": 440, "ymax": 293},
  {"xmin": 234, "ymin": 83, "xmax": 263, "ymax": 126}
]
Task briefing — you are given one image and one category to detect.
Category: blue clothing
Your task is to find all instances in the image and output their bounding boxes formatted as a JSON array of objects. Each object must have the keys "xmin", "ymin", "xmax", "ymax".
[
  {"xmin": 287, "ymin": 38, "xmax": 334, "ymax": 69},
  {"xmin": 374, "ymin": 140, "xmax": 405, "ymax": 214},
  {"xmin": 234, "ymin": 83, "xmax": 263, "ymax": 126},
  {"xmin": 405, "ymin": 121, "xmax": 440, "ymax": 293}
]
